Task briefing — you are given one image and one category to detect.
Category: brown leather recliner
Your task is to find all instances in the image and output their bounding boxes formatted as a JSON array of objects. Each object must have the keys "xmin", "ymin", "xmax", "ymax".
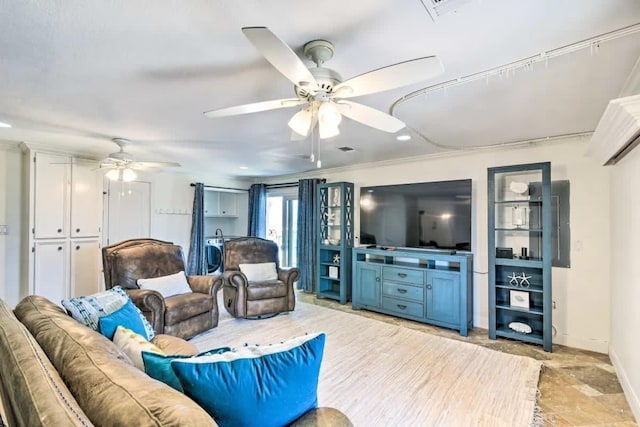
[
  {"xmin": 102, "ymin": 238, "xmax": 222, "ymax": 340},
  {"xmin": 222, "ymin": 237, "xmax": 300, "ymax": 319}
]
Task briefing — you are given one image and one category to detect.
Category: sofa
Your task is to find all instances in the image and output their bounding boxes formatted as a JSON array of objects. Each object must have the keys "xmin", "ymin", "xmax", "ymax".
[{"xmin": 0, "ymin": 296, "xmax": 352, "ymax": 427}]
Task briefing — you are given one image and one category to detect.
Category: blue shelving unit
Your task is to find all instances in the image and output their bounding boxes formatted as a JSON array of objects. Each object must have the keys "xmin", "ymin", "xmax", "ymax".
[
  {"xmin": 316, "ymin": 182, "xmax": 354, "ymax": 304},
  {"xmin": 488, "ymin": 162, "xmax": 552, "ymax": 352}
]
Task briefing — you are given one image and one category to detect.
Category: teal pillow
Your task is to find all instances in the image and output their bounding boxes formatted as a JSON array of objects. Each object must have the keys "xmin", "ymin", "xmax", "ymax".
[
  {"xmin": 141, "ymin": 347, "xmax": 231, "ymax": 392},
  {"xmin": 171, "ymin": 332, "xmax": 325, "ymax": 427},
  {"xmin": 98, "ymin": 300, "xmax": 149, "ymax": 340}
]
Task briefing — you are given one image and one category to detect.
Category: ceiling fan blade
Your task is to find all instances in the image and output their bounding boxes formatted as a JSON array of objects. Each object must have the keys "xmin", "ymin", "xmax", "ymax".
[
  {"xmin": 336, "ymin": 101, "xmax": 406, "ymax": 133},
  {"xmin": 128, "ymin": 161, "xmax": 181, "ymax": 169},
  {"xmin": 242, "ymin": 27, "xmax": 319, "ymax": 91},
  {"xmin": 334, "ymin": 56, "xmax": 444, "ymax": 99},
  {"xmin": 204, "ymin": 98, "xmax": 305, "ymax": 118}
]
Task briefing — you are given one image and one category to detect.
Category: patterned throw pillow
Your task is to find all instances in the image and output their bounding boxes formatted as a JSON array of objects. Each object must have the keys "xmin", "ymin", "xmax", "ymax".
[
  {"xmin": 61, "ymin": 286, "xmax": 155, "ymax": 340},
  {"xmin": 113, "ymin": 326, "xmax": 165, "ymax": 370}
]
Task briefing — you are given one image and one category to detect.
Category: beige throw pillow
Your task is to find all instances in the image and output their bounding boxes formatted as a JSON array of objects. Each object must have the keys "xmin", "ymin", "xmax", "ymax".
[
  {"xmin": 113, "ymin": 326, "xmax": 165, "ymax": 370},
  {"xmin": 239, "ymin": 262, "xmax": 278, "ymax": 282},
  {"xmin": 137, "ymin": 271, "xmax": 192, "ymax": 298}
]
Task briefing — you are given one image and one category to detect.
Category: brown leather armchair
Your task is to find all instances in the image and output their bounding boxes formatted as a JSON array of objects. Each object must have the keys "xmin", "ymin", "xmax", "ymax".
[
  {"xmin": 102, "ymin": 238, "xmax": 222, "ymax": 340},
  {"xmin": 222, "ymin": 237, "xmax": 300, "ymax": 319}
]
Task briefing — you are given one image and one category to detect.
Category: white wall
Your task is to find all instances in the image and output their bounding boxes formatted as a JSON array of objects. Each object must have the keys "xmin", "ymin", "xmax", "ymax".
[
  {"xmin": 608, "ymin": 144, "xmax": 640, "ymax": 421},
  {"xmin": 265, "ymin": 135, "xmax": 611, "ymax": 353},
  {"xmin": 0, "ymin": 143, "xmax": 23, "ymax": 307},
  {"xmin": 103, "ymin": 171, "xmax": 252, "ymax": 256}
]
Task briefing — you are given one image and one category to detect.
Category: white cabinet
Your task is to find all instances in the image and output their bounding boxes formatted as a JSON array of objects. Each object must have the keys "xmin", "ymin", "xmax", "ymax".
[
  {"xmin": 34, "ymin": 153, "xmax": 69, "ymax": 239},
  {"xmin": 71, "ymin": 162, "xmax": 102, "ymax": 238},
  {"xmin": 23, "ymin": 147, "xmax": 103, "ymax": 303},
  {"xmin": 33, "ymin": 240, "xmax": 68, "ymax": 305},
  {"xmin": 204, "ymin": 191, "xmax": 238, "ymax": 217},
  {"xmin": 70, "ymin": 239, "xmax": 102, "ymax": 297}
]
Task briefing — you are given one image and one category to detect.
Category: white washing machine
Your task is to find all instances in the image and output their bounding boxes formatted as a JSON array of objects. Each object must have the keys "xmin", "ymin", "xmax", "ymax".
[{"xmin": 205, "ymin": 237, "xmax": 224, "ymax": 274}]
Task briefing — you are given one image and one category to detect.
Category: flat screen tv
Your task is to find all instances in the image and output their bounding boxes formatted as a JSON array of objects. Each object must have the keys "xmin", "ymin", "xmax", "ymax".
[{"xmin": 359, "ymin": 179, "xmax": 472, "ymax": 251}]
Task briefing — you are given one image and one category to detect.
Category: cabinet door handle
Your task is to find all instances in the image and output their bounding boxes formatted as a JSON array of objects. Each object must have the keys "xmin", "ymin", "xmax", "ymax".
[
  {"xmin": 397, "ymin": 304, "xmax": 407, "ymax": 310},
  {"xmin": 57, "ymin": 228, "xmax": 62, "ymax": 233},
  {"xmin": 57, "ymin": 246, "xmax": 63, "ymax": 251},
  {"xmin": 375, "ymin": 276, "xmax": 381, "ymax": 283},
  {"xmin": 397, "ymin": 288, "xmax": 407, "ymax": 294},
  {"xmin": 76, "ymin": 245, "xmax": 80, "ymax": 250},
  {"xmin": 426, "ymin": 284, "xmax": 432, "ymax": 290},
  {"xmin": 76, "ymin": 228, "xmax": 80, "ymax": 233},
  {"xmin": 397, "ymin": 273, "xmax": 407, "ymax": 278}
]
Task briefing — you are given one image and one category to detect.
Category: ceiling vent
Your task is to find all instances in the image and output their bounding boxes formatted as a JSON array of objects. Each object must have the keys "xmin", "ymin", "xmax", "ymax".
[
  {"xmin": 587, "ymin": 94, "xmax": 640, "ymax": 165},
  {"xmin": 420, "ymin": 0, "xmax": 473, "ymax": 20},
  {"xmin": 337, "ymin": 146, "xmax": 355, "ymax": 152}
]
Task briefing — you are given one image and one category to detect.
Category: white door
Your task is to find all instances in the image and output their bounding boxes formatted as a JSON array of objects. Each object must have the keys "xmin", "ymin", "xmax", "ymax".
[
  {"xmin": 70, "ymin": 239, "xmax": 102, "ymax": 296},
  {"xmin": 34, "ymin": 240, "xmax": 69, "ymax": 305},
  {"xmin": 71, "ymin": 162, "xmax": 101, "ymax": 238},
  {"xmin": 34, "ymin": 153, "xmax": 69, "ymax": 239},
  {"xmin": 106, "ymin": 181, "xmax": 151, "ymax": 245}
]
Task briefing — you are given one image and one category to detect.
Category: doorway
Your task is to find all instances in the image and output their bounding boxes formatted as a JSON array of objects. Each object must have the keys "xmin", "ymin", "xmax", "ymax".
[
  {"xmin": 105, "ymin": 180, "xmax": 151, "ymax": 245},
  {"xmin": 266, "ymin": 189, "xmax": 298, "ymax": 268}
]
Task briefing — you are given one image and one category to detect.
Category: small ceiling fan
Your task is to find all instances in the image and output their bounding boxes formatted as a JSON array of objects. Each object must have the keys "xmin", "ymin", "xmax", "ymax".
[
  {"xmin": 204, "ymin": 27, "xmax": 444, "ymax": 139},
  {"xmin": 100, "ymin": 138, "xmax": 180, "ymax": 181}
]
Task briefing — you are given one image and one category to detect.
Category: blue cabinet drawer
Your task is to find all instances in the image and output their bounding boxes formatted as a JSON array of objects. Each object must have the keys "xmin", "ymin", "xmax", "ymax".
[
  {"xmin": 382, "ymin": 267, "xmax": 424, "ymax": 285},
  {"xmin": 382, "ymin": 282, "xmax": 424, "ymax": 302},
  {"xmin": 382, "ymin": 297, "xmax": 424, "ymax": 318}
]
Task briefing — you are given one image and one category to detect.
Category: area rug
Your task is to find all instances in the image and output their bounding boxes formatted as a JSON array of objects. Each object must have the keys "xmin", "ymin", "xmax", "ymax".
[{"xmin": 193, "ymin": 302, "xmax": 541, "ymax": 427}]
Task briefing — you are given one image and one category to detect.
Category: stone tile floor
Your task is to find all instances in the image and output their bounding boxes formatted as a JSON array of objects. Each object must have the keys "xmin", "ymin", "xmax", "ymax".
[{"xmin": 297, "ymin": 292, "xmax": 637, "ymax": 426}]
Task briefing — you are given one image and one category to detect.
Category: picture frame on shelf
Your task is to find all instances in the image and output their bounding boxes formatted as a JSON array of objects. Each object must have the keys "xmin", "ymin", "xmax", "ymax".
[
  {"xmin": 510, "ymin": 290, "xmax": 530, "ymax": 309},
  {"xmin": 328, "ymin": 266, "xmax": 339, "ymax": 279}
]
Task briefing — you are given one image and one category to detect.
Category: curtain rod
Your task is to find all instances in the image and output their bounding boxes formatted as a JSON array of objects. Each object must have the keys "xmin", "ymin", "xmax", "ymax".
[
  {"xmin": 190, "ymin": 183, "xmax": 248, "ymax": 192},
  {"xmin": 266, "ymin": 182, "xmax": 298, "ymax": 189}
]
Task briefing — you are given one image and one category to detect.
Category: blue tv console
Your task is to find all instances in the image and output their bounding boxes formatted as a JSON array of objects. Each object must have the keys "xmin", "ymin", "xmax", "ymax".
[{"xmin": 352, "ymin": 247, "xmax": 474, "ymax": 336}]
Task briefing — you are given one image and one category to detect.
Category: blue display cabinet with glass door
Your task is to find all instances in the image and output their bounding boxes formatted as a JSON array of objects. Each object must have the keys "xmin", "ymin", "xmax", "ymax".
[{"xmin": 316, "ymin": 182, "xmax": 354, "ymax": 304}]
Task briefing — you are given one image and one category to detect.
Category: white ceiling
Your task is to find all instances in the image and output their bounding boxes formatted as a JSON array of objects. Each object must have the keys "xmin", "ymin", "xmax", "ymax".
[{"xmin": 1, "ymin": 0, "xmax": 639, "ymax": 179}]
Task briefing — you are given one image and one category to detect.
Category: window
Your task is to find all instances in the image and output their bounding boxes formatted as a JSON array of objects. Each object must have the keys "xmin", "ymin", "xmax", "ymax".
[{"xmin": 266, "ymin": 188, "xmax": 298, "ymax": 268}]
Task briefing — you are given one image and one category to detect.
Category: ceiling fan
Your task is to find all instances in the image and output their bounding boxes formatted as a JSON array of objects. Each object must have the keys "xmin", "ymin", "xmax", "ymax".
[
  {"xmin": 204, "ymin": 27, "xmax": 444, "ymax": 140},
  {"xmin": 100, "ymin": 138, "xmax": 180, "ymax": 181}
]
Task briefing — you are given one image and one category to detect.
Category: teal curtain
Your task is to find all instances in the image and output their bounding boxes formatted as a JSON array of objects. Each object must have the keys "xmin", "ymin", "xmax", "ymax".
[
  {"xmin": 187, "ymin": 183, "xmax": 206, "ymax": 275},
  {"xmin": 296, "ymin": 178, "xmax": 322, "ymax": 292},
  {"xmin": 247, "ymin": 183, "xmax": 267, "ymax": 237}
]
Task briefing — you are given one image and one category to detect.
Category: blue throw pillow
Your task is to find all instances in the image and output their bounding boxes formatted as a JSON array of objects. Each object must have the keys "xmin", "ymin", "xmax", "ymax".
[
  {"xmin": 171, "ymin": 332, "xmax": 326, "ymax": 427},
  {"xmin": 98, "ymin": 300, "xmax": 150, "ymax": 340},
  {"xmin": 141, "ymin": 347, "xmax": 231, "ymax": 392}
]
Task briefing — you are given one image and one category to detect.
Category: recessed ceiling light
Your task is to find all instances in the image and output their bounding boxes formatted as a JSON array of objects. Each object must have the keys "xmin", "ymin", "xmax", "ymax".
[
  {"xmin": 0, "ymin": 122, "xmax": 11, "ymax": 128},
  {"xmin": 239, "ymin": 166, "xmax": 249, "ymax": 170},
  {"xmin": 396, "ymin": 134, "xmax": 411, "ymax": 141}
]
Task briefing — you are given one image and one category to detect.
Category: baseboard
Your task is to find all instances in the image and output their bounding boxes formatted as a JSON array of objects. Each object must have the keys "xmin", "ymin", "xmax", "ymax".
[
  {"xmin": 553, "ymin": 333, "xmax": 609, "ymax": 354},
  {"xmin": 609, "ymin": 347, "xmax": 640, "ymax": 423}
]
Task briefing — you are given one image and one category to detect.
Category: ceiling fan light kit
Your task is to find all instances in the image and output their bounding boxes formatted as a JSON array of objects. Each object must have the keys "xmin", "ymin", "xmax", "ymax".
[
  {"xmin": 99, "ymin": 138, "xmax": 180, "ymax": 179},
  {"xmin": 204, "ymin": 27, "xmax": 444, "ymax": 165},
  {"xmin": 105, "ymin": 167, "xmax": 137, "ymax": 182}
]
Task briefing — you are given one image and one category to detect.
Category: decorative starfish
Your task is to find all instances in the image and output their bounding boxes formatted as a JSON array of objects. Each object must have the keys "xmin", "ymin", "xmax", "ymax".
[
  {"xmin": 508, "ymin": 272, "xmax": 519, "ymax": 286},
  {"xmin": 518, "ymin": 272, "xmax": 532, "ymax": 287},
  {"xmin": 333, "ymin": 254, "xmax": 341, "ymax": 264}
]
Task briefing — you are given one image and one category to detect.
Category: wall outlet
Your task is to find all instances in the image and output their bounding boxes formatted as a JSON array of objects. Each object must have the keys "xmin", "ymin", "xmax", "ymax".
[{"xmin": 0, "ymin": 225, "xmax": 8, "ymax": 235}]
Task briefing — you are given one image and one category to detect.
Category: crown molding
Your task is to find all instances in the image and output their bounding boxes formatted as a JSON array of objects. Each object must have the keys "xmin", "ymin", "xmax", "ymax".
[
  {"xmin": 0, "ymin": 140, "xmax": 21, "ymax": 152},
  {"xmin": 587, "ymin": 95, "xmax": 640, "ymax": 165}
]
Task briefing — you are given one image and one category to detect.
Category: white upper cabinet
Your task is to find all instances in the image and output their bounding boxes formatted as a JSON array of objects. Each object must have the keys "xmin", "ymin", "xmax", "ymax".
[
  {"xmin": 204, "ymin": 191, "xmax": 238, "ymax": 217},
  {"xmin": 34, "ymin": 152, "xmax": 69, "ymax": 239},
  {"xmin": 33, "ymin": 153, "xmax": 101, "ymax": 239},
  {"xmin": 71, "ymin": 161, "xmax": 101, "ymax": 237}
]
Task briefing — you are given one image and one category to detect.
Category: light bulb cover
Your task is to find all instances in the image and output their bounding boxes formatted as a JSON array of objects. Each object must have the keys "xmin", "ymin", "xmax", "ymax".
[
  {"xmin": 105, "ymin": 169, "xmax": 120, "ymax": 181},
  {"xmin": 288, "ymin": 109, "xmax": 313, "ymax": 137},
  {"xmin": 318, "ymin": 102, "xmax": 342, "ymax": 127},
  {"xmin": 319, "ymin": 121, "xmax": 340, "ymax": 139},
  {"xmin": 122, "ymin": 168, "xmax": 137, "ymax": 182}
]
